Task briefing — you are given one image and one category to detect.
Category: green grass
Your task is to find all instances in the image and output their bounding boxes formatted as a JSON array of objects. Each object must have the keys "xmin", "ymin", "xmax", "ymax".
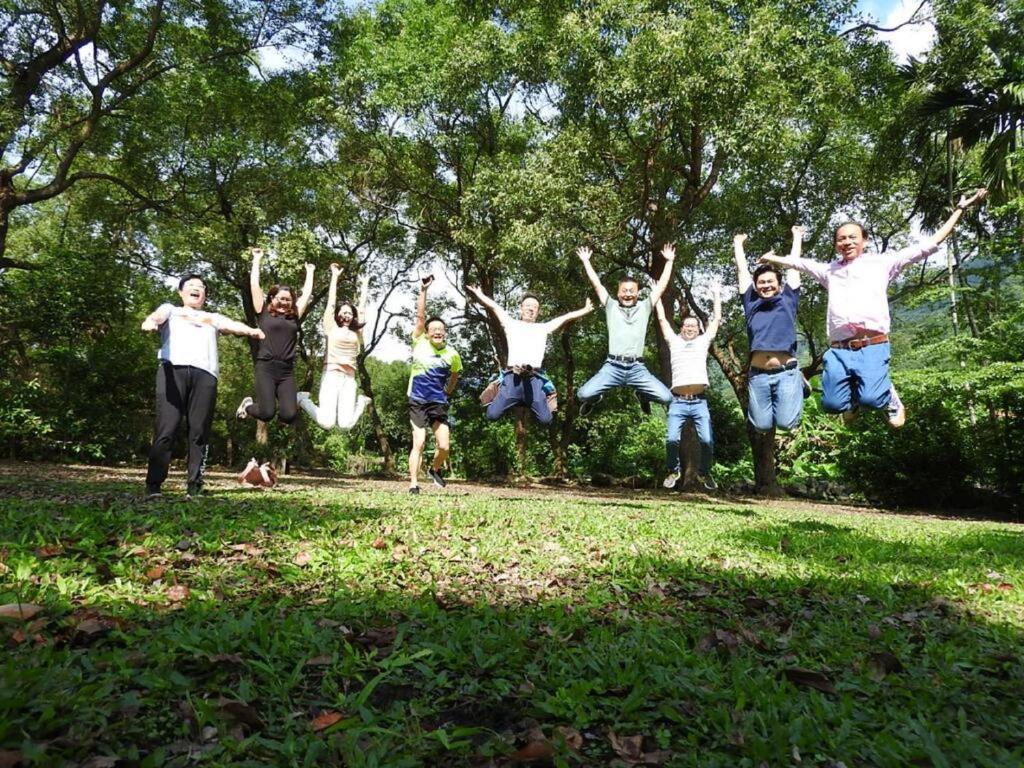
[{"xmin": 1, "ymin": 465, "xmax": 1022, "ymax": 767}]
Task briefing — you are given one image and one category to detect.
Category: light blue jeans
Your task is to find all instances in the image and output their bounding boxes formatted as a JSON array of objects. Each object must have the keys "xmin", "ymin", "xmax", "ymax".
[
  {"xmin": 822, "ymin": 342, "xmax": 892, "ymax": 413},
  {"xmin": 747, "ymin": 366, "xmax": 804, "ymax": 432},
  {"xmin": 577, "ymin": 359, "xmax": 673, "ymax": 405},
  {"xmin": 666, "ymin": 397, "xmax": 713, "ymax": 475}
]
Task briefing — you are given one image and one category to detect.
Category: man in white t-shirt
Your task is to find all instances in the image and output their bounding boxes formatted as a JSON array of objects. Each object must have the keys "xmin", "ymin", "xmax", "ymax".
[
  {"xmin": 141, "ymin": 274, "xmax": 263, "ymax": 498},
  {"xmin": 466, "ymin": 285, "xmax": 593, "ymax": 424},
  {"xmin": 654, "ymin": 285, "xmax": 721, "ymax": 491}
]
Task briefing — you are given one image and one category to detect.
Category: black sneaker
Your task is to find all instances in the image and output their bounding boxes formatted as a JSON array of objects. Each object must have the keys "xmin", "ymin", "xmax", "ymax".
[
  {"xmin": 186, "ymin": 483, "xmax": 203, "ymax": 500},
  {"xmin": 145, "ymin": 485, "xmax": 162, "ymax": 499},
  {"xmin": 579, "ymin": 394, "xmax": 602, "ymax": 417},
  {"xmin": 408, "ymin": 486, "xmax": 420, "ymax": 495},
  {"xmin": 428, "ymin": 468, "xmax": 447, "ymax": 488},
  {"xmin": 634, "ymin": 390, "xmax": 652, "ymax": 415}
]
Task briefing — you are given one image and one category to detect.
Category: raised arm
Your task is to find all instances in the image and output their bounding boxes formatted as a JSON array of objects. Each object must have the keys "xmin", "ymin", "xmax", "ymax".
[
  {"xmin": 249, "ymin": 248, "xmax": 265, "ymax": 314},
  {"xmin": 141, "ymin": 304, "xmax": 172, "ymax": 332},
  {"xmin": 760, "ymin": 249, "xmax": 829, "ymax": 286},
  {"xmin": 786, "ymin": 226, "xmax": 803, "ymax": 290},
  {"xmin": 414, "ymin": 274, "xmax": 433, "ymax": 337},
  {"xmin": 649, "ymin": 243, "xmax": 676, "ymax": 304},
  {"xmin": 547, "ymin": 297, "xmax": 595, "ymax": 333},
  {"xmin": 653, "ymin": 298, "xmax": 676, "ymax": 339},
  {"xmin": 705, "ymin": 282, "xmax": 722, "ymax": 339},
  {"xmin": 576, "ymin": 246, "xmax": 609, "ymax": 305},
  {"xmin": 932, "ymin": 188, "xmax": 988, "ymax": 245},
  {"xmin": 295, "ymin": 262, "xmax": 315, "ymax": 319},
  {"xmin": 733, "ymin": 234, "xmax": 752, "ymax": 294},
  {"xmin": 323, "ymin": 263, "xmax": 341, "ymax": 334},
  {"xmin": 465, "ymin": 283, "xmax": 504, "ymax": 318}
]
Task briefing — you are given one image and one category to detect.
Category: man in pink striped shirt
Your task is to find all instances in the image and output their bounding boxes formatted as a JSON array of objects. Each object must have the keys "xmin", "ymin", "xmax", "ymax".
[{"xmin": 761, "ymin": 188, "xmax": 987, "ymax": 427}]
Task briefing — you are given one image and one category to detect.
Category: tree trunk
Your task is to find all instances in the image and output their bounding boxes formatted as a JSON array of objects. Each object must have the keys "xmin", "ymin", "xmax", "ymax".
[
  {"xmin": 256, "ymin": 420, "xmax": 269, "ymax": 446},
  {"xmin": 514, "ymin": 407, "xmax": 529, "ymax": 479},
  {"xmin": 748, "ymin": 425, "xmax": 783, "ymax": 496},
  {"xmin": 356, "ymin": 363, "xmax": 394, "ymax": 473},
  {"xmin": 553, "ymin": 329, "xmax": 578, "ymax": 478}
]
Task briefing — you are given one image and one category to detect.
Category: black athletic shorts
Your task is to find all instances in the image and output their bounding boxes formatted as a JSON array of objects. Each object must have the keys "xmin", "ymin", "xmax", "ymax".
[{"xmin": 409, "ymin": 400, "xmax": 449, "ymax": 428}]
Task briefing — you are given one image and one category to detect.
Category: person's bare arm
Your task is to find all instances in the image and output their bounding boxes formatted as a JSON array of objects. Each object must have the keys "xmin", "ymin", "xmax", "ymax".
[
  {"xmin": 649, "ymin": 243, "xmax": 676, "ymax": 304},
  {"xmin": 323, "ymin": 263, "xmax": 341, "ymax": 334},
  {"xmin": 576, "ymin": 246, "xmax": 609, "ymax": 305},
  {"xmin": 733, "ymin": 234, "xmax": 752, "ymax": 294},
  {"xmin": 219, "ymin": 317, "xmax": 265, "ymax": 339},
  {"xmin": 465, "ymin": 283, "xmax": 505, "ymax": 318},
  {"xmin": 295, "ymin": 262, "xmax": 315, "ymax": 318},
  {"xmin": 653, "ymin": 298, "xmax": 676, "ymax": 339},
  {"xmin": 141, "ymin": 304, "xmax": 172, "ymax": 332},
  {"xmin": 932, "ymin": 188, "xmax": 988, "ymax": 245},
  {"xmin": 249, "ymin": 248, "xmax": 265, "ymax": 314},
  {"xmin": 547, "ymin": 297, "xmax": 595, "ymax": 333},
  {"xmin": 786, "ymin": 226, "xmax": 803, "ymax": 290},
  {"xmin": 415, "ymin": 275, "xmax": 433, "ymax": 337},
  {"xmin": 445, "ymin": 372, "xmax": 460, "ymax": 398},
  {"xmin": 705, "ymin": 282, "xmax": 722, "ymax": 339}
]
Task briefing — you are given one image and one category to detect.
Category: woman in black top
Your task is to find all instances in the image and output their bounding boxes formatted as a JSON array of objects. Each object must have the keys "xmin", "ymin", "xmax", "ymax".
[{"xmin": 236, "ymin": 248, "xmax": 314, "ymax": 424}]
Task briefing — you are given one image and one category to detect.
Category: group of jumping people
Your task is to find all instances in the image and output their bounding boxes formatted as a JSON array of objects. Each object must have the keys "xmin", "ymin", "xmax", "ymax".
[{"xmin": 141, "ymin": 189, "xmax": 987, "ymax": 497}]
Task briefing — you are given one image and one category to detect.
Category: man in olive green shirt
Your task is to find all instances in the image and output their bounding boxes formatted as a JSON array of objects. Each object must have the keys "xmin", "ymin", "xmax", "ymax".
[{"xmin": 576, "ymin": 244, "xmax": 676, "ymax": 414}]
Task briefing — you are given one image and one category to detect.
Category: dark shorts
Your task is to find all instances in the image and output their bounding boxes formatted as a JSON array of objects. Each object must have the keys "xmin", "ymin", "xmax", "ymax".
[{"xmin": 409, "ymin": 400, "xmax": 449, "ymax": 428}]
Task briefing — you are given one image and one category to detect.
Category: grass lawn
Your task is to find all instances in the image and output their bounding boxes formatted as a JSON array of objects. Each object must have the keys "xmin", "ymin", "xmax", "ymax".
[{"xmin": 1, "ymin": 463, "xmax": 1022, "ymax": 767}]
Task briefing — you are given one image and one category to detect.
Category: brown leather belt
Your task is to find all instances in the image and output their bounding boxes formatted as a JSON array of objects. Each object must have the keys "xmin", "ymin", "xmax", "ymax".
[{"xmin": 831, "ymin": 333, "xmax": 889, "ymax": 350}]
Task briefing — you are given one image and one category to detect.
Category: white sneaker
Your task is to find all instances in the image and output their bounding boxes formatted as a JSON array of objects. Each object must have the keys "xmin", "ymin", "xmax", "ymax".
[
  {"xmin": 236, "ymin": 396, "xmax": 253, "ymax": 419},
  {"xmin": 698, "ymin": 473, "xmax": 718, "ymax": 491},
  {"xmin": 296, "ymin": 391, "xmax": 311, "ymax": 404},
  {"xmin": 886, "ymin": 386, "xmax": 906, "ymax": 429},
  {"xmin": 662, "ymin": 471, "xmax": 681, "ymax": 489}
]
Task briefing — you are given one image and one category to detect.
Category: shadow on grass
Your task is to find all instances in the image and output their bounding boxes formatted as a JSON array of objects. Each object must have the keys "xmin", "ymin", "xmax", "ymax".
[{"xmin": 1, "ymin": 470, "xmax": 1023, "ymax": 767}]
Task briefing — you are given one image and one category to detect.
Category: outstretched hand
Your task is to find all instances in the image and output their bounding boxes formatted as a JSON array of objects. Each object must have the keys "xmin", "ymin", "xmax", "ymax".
[
  {"xmin": 304, "ymin": 262, "xmax": 315, "ymax": 273},
  {"xmin": 733, "ymin": 233, "xmax": 747, "ymax": 247},
  {"xmin": 420, "ymin": 274, "xmax": 435, "ymax": 290},
  {"xmin": 583, "ymin": 297, "xmax": 594, "ymax": 312},
  {"xmin": 250, "ymin": 247, "xmax": 264, "ymax": 260},
  {"xmin": 661, "ymin": 243, "xmax": 676, "ymax": 261},
  {"xmin": 758, "ymin": 250, "xmax": 777, "ymax": 264},
  {"xmin": 141, "ymin": 318, "xmax": 159, "ymax": 332},
  {"xmin": 791, "ymin": 225, "xmax": 806, "ymax": 238},
  {"xmin": 958, "ymin": 187, "xmax": 988, "ymax": 209},
  {"xmin": 576, "ymin": 245, "xmax": 593, "ymax": 262},
  {"xmin": 330, "ymin": 262, "xmax": 342, "ymax": 277}
]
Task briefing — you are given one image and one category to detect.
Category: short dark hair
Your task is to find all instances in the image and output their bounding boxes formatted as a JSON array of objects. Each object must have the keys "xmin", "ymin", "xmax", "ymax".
[
  {"xmin": 833, "ymin": 220, "xmax": 867, "ymax": 243},
  {"xmin": 680, "ymin": 314, "xmax": 705, "ymax": 333},
  {"xmin": 618, "ymin": 276, "xmax": 640, "ymax": 288},
  {"xmin": 521, "ymin": 293, "xmax": 540, "ymax": 305},
  {"xmin": 752, "ymin": 264, "xmax": 782, "ymax": 283},
  {"xmin": 178, "ymin": 274, "xmax": 205, "ymax": 291},
  {"xmin": 425, "ymin": 315, "xmax": 446, "ymax": 330}
]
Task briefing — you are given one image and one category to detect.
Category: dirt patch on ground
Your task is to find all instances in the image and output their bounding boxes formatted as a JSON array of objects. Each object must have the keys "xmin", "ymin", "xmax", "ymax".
[{"xmin": 0, "ymin": 461, "xmax": 1018, "ymax": 524}]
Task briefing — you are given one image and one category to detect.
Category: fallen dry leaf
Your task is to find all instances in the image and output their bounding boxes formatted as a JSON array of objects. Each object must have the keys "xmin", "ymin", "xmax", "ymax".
[
  {"xmin": 510, "ymin": 728, "xmax": 554, "ymax": 762},
  {"xmin": 868, "ymin": 651, "xmax": 904, "ymax": 681},
  {"xmin": 554, "ymin": 726, "xmax": 583, "ymax": 751},
  {"xmin": 35, "ymin": 544, "xmax": 64, "ymax": 559},
  {"xmin": 145, "ymin": 566, "xmax": 166, "ymax": 581},
  {"xmin": 0, "ymin": 603, "xmax": 45, "ymax": 621},
  {"xmin": 371, "ymin": 537, "xmax": 386, "ymax": 550},
  {"xmin": 167, "ymin": 585, "xmax": 190, "ymax": 602},
  {"xmin": 293, "ymin": 550, "xmax": 312, "ymax": 567},
  {"xmin": 608, "ymin": 731, "xmax": 644, "ymax": 761},
  {"xmin": 75, "ymin": 618, "xmax": 112, "ymax": 636},
  {"xmin": 782, "ymin": 667, "xmax": 836, "ymax": 695},
  {"xmin": 305, "ymin": 654, "xmax": 332, "ymax": 666},
  {"xmin": 80, "ymin": 757, "xmax": 119, "ymax": 768},
  {"xmin": 311, "ymin": 710, "xmax": 343, "ymax": 732},
  {"xmin": 217, "ymin": 698, "xmax": 264, "ymax": 729}
]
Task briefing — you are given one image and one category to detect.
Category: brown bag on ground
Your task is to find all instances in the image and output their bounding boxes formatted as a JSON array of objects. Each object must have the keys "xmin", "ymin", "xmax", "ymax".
[{"xmin": 239, "ymin": 458, "xmax": 278, "ymax": 488}]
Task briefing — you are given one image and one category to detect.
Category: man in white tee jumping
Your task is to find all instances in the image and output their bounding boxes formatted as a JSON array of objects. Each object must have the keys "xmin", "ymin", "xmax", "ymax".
[
  {"xmin": 141, "ymin": 274, "xmax": 263, "ymax": 498},
  {"xmin": 466, "ymin": 285, "xmax": 593, "ymax": 424}
]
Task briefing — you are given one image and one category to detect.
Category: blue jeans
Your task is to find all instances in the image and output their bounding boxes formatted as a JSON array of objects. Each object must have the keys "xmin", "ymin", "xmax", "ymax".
[
  {"xmin": 666, "ymin": 397, "xmax": 713, "ymax": 475},
  {"xmin": 486, "ymin": 371, "xmax": 552, "ymax": 424},
  {"xmin": 577, "ymin": 359, "xmax": 673, "ymax": 405},
  {"xmin": 747, "ymin": 366, "xmax": 804, "ymax": 432},
  {"xmin": 821, "ymin": 342, "xmax": 891, "ymax": 414}
]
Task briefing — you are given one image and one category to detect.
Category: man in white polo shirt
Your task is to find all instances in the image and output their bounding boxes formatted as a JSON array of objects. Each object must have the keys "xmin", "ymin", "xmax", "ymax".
[
  {"xmin": 141, "ymin": 274, "xmax": 264, "ymax": 498},
  {"xmin": 466, "ymin": 284, "xmax": 593, "ymax": 424}
]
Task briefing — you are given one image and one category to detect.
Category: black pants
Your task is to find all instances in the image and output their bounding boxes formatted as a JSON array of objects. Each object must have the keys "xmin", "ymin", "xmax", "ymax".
[
  {"xmin": 146, "ymin": 363, "xmax": 218, "ymax": 490},
  {"xmin": 245, "ymin": 359, "xmax": 298, "ymax": 424}
]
